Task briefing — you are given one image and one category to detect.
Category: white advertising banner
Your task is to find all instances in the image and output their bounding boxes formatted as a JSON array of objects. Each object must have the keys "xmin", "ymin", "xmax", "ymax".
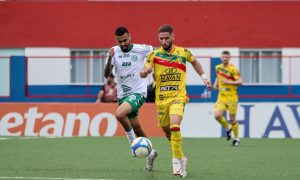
[
  {"xmin": 0, "ymin": 103, "xmax": 299, "ymax": 138},
  {"xmin": 182, "ymin": 103, "xmax": 300, "ymax": 138}
]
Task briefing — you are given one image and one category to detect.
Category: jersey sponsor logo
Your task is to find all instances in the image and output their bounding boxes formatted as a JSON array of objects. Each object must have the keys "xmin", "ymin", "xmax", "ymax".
[
  {"xmin": 159, "ymin": 95, "xmax": 164, "ymax": 100},
  {"xmin": 165, "ymin": 67, "xmax": 178, "ymax": 74},
  {"xmin": 160, "ymin": 85, "xmax": 179, "ymax": 91},
  {"xmin": 122, "ymin": 62, "xmax": 131, "ymax": 67},
  {"xmin": 158, "ymin": 94, "xmax": 179, "ymax": 100},
  {"xmin": 129, "ymin": 95, "xmax": 137, "ymax": 100},
  {"xmin": 120, "ymin": 73, "xmax": 135, "ymax": 80},
  {"xmin": 131, "ymin": 55, "xmax": 138, "ymax": 62},
  {"xmin": 121, "ymin": 85, "xmax": 132, "ymax": 92},
  {"xmin": 172, "ymin": 101, "xmax": 183, "ymax": 105},
  {"xmin": 161, "ymin": 74, "xmax": 181, "ymax": 82},
  {"xmin": 160, "ymin": 68, "xmax": 181, "ymax": 82},
  {"xmin": 221, "ymin": 87, "xmax": 232, "ymax": 91},
  {"xmin": 118, "ymin": 54, "xmax": 130, "ymax": 58}
]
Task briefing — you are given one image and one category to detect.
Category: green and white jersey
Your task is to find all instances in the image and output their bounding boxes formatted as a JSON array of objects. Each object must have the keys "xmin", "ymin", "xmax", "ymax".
[{"xmin": 109, "ymin": 44, "xmax": 154, "ymax": 99}]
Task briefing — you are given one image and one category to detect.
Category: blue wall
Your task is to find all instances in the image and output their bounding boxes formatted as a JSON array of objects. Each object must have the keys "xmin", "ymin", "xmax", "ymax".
[{"xmin": 0, "ymin": 56, "xmax": 299, "ymax": 103}]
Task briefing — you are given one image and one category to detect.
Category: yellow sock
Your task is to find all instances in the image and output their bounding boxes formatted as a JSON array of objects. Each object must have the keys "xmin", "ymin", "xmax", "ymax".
[
  {"xmin": 170, "ymin": 124, "xmax": 184, "ymax": 159},
  {"xmin": 218, "ymin": 117, "xmax": 230, "ymax": 129},
  {"xmin": 232, "ymin": 121, "xmax": 239, "ymax": 138}
]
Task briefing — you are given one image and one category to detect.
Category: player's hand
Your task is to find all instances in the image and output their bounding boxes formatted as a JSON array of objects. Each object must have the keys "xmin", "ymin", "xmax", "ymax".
[
  {"xmin": 204, "ymin": 79, "xmax": 212, "ymax": 90},
  {"xmin": 144, "ymin": 66, "xmax": 153, "ymax": 75},
  {"xmin": 108, "ymin": 48, "xmax": 115, "ymax": 58},
  {"xmin": 213, "ymin": 84, "xmax": 218, "ymax": 90},
  {"xmin": 140, "ymin": 66, "xmax": 153, "ymax": 78}
]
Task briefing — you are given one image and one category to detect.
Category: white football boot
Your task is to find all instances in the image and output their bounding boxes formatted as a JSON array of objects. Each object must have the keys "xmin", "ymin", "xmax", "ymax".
[
  {"xmin": 172, "ymin": 158, "xmax": 182, "ymax": 176},
  {"xmin": 180, "ymin": 156, "xmax": 188, "ymax": 178},
  {"xmin": 146, "ymin": 149, "xmax": 158, "ymax": 171}
]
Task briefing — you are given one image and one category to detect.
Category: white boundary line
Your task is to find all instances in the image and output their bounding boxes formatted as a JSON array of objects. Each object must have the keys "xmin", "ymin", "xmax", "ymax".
[
  {"xmin": 0, "ymin": 137, "xmax": 66, "ymax": 141},
  {"xmin": 0, "ymin": 137, "xmax": 42, "ymax": 141},
  {"xmin": 0, "ymin": 137, "xmax": 99, "ymax": 141},
  {"xmin": 0, "ymin": 177, "xmax": 115, "ymax": 180}
]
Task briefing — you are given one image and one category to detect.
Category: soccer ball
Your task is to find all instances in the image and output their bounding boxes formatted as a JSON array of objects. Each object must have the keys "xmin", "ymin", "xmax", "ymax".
[{"xmin": 131, "ymin": 137, "xmax": 153, "ymax": 158}]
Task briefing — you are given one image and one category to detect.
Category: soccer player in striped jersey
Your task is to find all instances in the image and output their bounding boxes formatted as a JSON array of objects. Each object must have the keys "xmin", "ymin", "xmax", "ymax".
[
  {"xmin": 213, "ymin": 50, "xmax": 243, "ymax": 146},
  {"xmin": 140, "ymin": 24, "xmax": 212, "ymax": 177},
  {"xmin": 104, "ymin": 26, "xmax": 158, "ymax": 171}
]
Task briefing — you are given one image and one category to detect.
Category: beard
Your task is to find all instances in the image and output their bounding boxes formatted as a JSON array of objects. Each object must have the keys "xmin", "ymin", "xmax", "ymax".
[
  {"xmin": 162, "ymin": 42, "xmax": 173, "ymax": 51},
  {"xmin": 120, "ymin": 45, "xmax": 129, "ymax": 52}
]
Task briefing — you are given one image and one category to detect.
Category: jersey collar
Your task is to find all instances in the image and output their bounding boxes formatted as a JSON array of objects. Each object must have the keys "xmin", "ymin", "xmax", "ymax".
[{"xmin": 161, "ymin": 45, "xmax": 176, "ymax": 54}]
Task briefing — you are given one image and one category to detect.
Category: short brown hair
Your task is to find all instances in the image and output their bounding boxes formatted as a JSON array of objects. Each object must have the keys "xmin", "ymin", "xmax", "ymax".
[
  {"xmin": 115, "ymin": 26, "xmax": 129, "ymax": 36},
  {"xmin": 222, "ymin": 50, "xmax": 231, "ymax": 55},
  {"xmin": 158, "ymin": 24, "xmax": 173, "ymax": 33}
]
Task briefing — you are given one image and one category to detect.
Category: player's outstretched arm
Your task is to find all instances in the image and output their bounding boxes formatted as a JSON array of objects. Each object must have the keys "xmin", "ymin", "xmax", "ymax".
[
  {"xmin": 221, "ymin": 77, "xmax": 243, "ymax": 86},
  {"xmin": 95, "ymin": 90, "xmax": 104, "ymax": 103},
  {"xmin": 104, "ymin": 48, "xmax": 114, "ymax": 78},
  {"xmin": 213, "ymin": 78, "xmax": 218, "ymax": 90}
]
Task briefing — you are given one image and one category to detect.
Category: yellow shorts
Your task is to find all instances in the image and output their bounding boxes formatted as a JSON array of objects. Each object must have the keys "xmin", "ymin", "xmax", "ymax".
[
  {"xmin": 156, "ymin": 101, "xmax": 185, "ymax": 127},
  {"xmin": 214, "ymin": 101, "xmax": 238, "ymax": 114}
]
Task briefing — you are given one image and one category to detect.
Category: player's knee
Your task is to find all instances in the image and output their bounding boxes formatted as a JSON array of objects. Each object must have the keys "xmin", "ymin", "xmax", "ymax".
[
  {"xmin": 214, "ymin": 113, "xmax": 222, "ymax": 120},
  {"xmin": 115, "ymin": 111, "xmax": 125, "ymax": 121}
]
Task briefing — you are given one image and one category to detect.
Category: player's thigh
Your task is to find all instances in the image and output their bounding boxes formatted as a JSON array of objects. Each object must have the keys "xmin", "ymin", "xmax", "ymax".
[
  {"xmin": 119, "ymin": 93, "xmax": 145, "ymax": 119},
  {"xmin": 115, "ymin": 101, "xmax": 132, "ymax": 118},
  {"xmin": 169, "ymin": 101, "xmax": 185, "ymax": 125},
  {"xmin": 156, "ymin": 104, "xmax": 170, "ymax": 127},
  {"xmin": 214, "ymin": 101, "xmax": 226, "ymax": 118},
  {"xmin": 228, "ymin": 102, "xmax": 238, "ymax": 119}
]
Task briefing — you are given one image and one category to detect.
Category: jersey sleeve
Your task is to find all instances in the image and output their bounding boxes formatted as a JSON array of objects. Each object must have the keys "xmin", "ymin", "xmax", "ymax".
[
  {"xmin": 185, "ymin": 48, "xmax": 195, "ymax": 63},
  {"xmin": 232, "ymin": 67, "xmax": 240, "ymax": 80},
  {"xmin": 144, "ymin": 51, "xmax": 155, "ymax": 68},
  {"xmin": 143, "ymin": 44, "xmax": 154, "ymax": 53}
]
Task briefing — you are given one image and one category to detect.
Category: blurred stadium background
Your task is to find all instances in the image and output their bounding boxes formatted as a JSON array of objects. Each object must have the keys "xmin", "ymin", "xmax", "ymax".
[{"xmin": 0, "ymin": 0, "xmax": 300, "ymax": 179}]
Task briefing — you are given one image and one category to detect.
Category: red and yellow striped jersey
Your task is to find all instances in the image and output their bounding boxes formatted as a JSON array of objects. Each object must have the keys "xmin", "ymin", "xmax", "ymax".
[
  {"xmin": 144, "ymin": 46, "xmax": 195, "ymax": 105},
  {"xmin": 215, "ymin": 63, "xmax": 240, "ymax": 102}
]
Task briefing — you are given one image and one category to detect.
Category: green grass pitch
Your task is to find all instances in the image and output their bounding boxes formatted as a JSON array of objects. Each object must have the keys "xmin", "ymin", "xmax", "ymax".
[{"xmin": 0, "ymin": 137, "xmax": 299, "ymax": 180}]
